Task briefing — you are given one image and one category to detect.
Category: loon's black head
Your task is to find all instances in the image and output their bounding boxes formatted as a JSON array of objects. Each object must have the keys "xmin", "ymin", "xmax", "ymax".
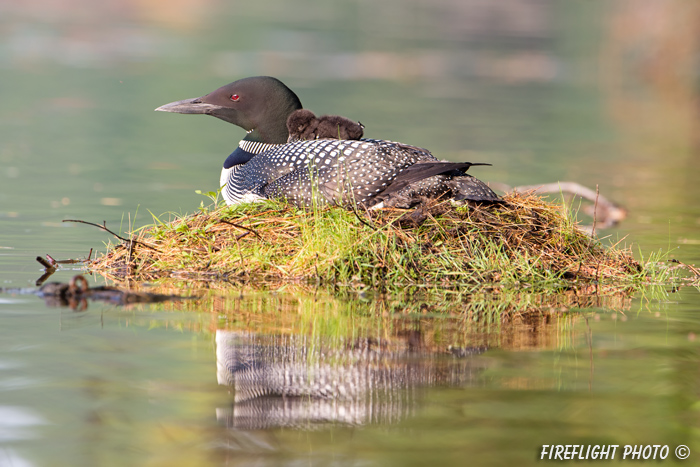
[{"xmin": 155, "ymin": 76, "xmax": 303, "ymax": 144}]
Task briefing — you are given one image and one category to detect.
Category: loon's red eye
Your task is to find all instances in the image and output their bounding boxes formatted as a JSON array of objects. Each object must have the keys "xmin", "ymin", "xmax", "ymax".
[{"xmin": 230, "ymin": 94, "xmax": 240, "ymax": 101}]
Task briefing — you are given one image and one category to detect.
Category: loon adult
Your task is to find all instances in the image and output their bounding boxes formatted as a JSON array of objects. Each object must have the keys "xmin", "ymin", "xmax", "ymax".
[{"xmin": 155, "ymin": 76, "xmax": 499, "ymax": 208}]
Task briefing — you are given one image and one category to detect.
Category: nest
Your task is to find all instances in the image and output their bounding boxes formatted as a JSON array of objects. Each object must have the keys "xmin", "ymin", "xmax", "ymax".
[{"xmin": 88, "ymin": 192, "xmax": 643, "ymax": 289}]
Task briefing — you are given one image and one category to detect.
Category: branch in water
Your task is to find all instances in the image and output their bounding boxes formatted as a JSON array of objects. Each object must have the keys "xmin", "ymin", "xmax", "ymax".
[
  {"xmin": 490, "ymin": 181, "xmax": 627, "ymax": 230},
  {"xmin": 63, "ymin": 219, "xmax": 159, "ymax": 251}
]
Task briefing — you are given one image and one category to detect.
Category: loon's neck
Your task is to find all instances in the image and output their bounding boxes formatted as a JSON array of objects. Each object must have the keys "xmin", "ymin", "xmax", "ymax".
[
  {"xmin": 238, "ymin": 138, "xmax": 283, "ymax": 156},
  {"xmin": 222, "ymin": 139, "xmax": 285, "ymax": 169},
  {"xmin": 243, "ymin": 124, "xmax": 289, "ymax": 145}
]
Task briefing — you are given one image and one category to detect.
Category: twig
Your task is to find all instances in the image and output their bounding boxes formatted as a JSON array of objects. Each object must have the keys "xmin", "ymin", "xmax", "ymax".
[
  {"xmin": 219, "ymin": 219, "xmax": 262, "ymax": 240},
  {"xmin": 36, "ymin": 256, "xmax": 56, "ymax": 269},
  {"xmin": 35, "ymin": 256, "xmax": 58, "ymax": 286},
  {"xmin": 669, "ymin": 259, "xmax": 700, "ymax": 279},
  {"xmin": 126, "ymin": 239, "xmax": 136, "ymax": 276},
  {"xmin": 592, "ymin": 185, "xmax": 599, "ymax": 238},
  {"xmin": 49, "ymin": 257, "xmax": 87, "ymax": 265},
  {"xmin": 63, "ymin": 219, "xmax": 128, "ymax": 241},
  {"xmin": 593, "ymin": 185, "xmax": 600, "ymax": 283},
  {"xmin": 235, "ymin": 231, "xmax": 251, "ymax": 241},
  {"xmin": 349, "ymin": 203, "xmax": 377, "ymax": 230},
  {"xmin": 38, "ymin": 248, "xmax": 94, "ymax": 270},
  {"xmin": 315, "ymin": 252, "xmax": 321, "ymax": 284},
  {"xmin": 63, "ymin": 219, "xmax": 159, "ymax": 251},
  {"xmin": 497, "ymin": 181, "xmax": 627, "ymax": 229}
]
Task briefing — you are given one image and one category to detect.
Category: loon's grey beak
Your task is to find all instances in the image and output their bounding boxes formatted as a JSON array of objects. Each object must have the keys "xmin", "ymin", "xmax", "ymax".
[{"xmin": 155, "ymin": 97, "xmax": 223, "ymax": 114}]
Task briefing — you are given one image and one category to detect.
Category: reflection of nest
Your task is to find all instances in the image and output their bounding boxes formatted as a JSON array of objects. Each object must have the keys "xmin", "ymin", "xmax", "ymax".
[
  {"xmin": 196, "ymin": 284, "xmax": 633, "ymax": 351},
  {"xmin": 215, "ymin": 331, "xmax": 485, "ymax": 430}
]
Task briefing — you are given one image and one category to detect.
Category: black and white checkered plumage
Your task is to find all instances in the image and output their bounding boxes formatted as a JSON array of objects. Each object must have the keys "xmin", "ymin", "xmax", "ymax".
[
  {"xmin": 221, "ymin": 138, "xmax": 497, "ymax": 207},
  {"xmin": 156, "ymin": 76, "xmax": 499, "ymax": 208}
]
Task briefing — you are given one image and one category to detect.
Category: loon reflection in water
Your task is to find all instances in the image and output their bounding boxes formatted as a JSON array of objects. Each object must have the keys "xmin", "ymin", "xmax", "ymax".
[{"xmin": 215, "ymin": 330, "xmax": 487, "ymax": 430}]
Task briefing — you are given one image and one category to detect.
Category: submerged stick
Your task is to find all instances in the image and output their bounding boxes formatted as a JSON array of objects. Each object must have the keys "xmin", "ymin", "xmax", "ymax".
[
  {"xmin": 35, "ymin": 248, "xmax": 96, "ymax": 286},
  {"xmin": 669, "ymin": 259, "xmax": 700, "ymax": 279},
  {"xmin": 35, "ymin": 256, "xmax": 57, "ymax": 286},
  {"xmin": 493, "ymin": 181, "xmax": 627, "ymax": 229}
]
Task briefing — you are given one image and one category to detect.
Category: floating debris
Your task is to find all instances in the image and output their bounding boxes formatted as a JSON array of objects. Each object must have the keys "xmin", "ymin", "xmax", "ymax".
[{"xmin": 4, "ymin": 274, "xmax": 192, "ymax": 311}]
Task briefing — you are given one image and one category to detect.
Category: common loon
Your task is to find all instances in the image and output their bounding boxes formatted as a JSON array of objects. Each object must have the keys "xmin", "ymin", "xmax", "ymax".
[{"xmin": 155, "ymin": 76, "xmax": 499, "ymax": 208}]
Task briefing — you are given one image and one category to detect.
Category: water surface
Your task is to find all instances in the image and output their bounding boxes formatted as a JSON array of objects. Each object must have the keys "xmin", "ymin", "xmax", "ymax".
[{"xmin": 1, "ymin": 1, "xmax": 700, "ymax": 465}]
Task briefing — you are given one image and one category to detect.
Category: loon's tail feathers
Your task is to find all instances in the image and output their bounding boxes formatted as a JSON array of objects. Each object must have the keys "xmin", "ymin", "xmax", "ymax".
[
  {"xmin": 445, "ymin": 175, "xmax": 501, "ymax": 202},
  {"xmin": 370, "ymin": 161, "xmax": 500, "ymax": 207},
  {"xmin": 378, "ymin": 162, "xmax": 489, "ymax": 198}
]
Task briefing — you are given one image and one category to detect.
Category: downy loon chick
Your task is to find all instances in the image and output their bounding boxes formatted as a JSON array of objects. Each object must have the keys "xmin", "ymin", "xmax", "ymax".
[
  {"xmin": 155, "ymin": 76, "xmax": 499, "ymax": 208},
  {"xmin": 286, "ymin": 109, "xmax": 364, "ymax": 142}
]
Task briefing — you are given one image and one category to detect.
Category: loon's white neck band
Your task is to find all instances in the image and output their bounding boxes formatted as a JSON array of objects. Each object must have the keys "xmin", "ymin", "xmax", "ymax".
[{"xmin": 238, "ymin": 139, "xmax": 282, "ymax": 155}]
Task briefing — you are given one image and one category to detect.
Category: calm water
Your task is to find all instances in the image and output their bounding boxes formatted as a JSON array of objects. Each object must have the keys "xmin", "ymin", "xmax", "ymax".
[{"xmin": 2, "ymin": 1, "xmax": 700, "ymax": 465}]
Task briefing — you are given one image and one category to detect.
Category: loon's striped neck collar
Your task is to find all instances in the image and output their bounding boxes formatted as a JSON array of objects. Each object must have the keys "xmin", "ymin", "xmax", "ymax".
[{"xmin": 238, "ymin": 139, "xmax": 283, "ymax": 155}]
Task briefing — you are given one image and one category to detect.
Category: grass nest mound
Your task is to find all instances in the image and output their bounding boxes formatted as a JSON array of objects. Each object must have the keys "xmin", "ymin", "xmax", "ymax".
[{"xmin": 89, "ymin": 192, "xmax": 643, "ymax": 289}]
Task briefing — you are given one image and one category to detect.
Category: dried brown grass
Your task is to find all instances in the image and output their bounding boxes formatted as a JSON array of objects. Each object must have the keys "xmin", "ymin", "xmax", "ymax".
[{"xmin": 88, "ymin": 192, "xmax": 643, "ymax": 289}]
